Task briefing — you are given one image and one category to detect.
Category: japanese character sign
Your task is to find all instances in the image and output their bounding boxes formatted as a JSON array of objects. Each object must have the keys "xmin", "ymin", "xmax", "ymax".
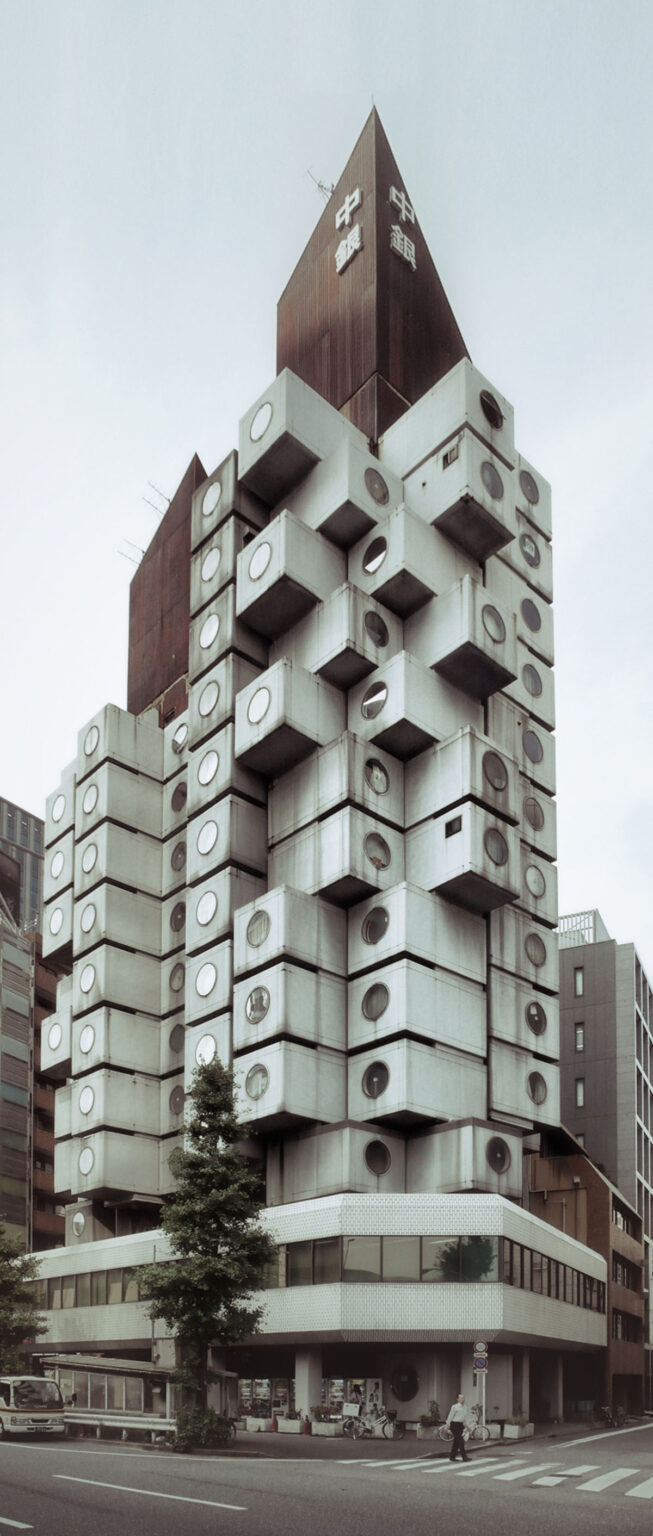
[
  {"xmin": 390, "ymin": 223, "xmax": 416, "ymax": 271},
  {"xmin": 335, "ymin": 187, "xmax": 362, "ymax": 229},
  {"xmin": 389, "ymin": 185, "xmax": 415, "ymax": 224},
  {"xmin": 335, "ymin": 223, "xmax": 362, "ymax": 274}
]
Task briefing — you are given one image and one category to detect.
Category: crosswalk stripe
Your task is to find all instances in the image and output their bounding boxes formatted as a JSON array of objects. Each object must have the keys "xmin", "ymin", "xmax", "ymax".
[
  {"xmin": 532, "ymin": 1465, "xmax": 600, "ymax": 1486},
  {"xmin": 457, "ymin": 1458, "xmax": 526, "ymax": 1478},
  {"xmin": 494, "ymin": 1461, "xmax": 560, "ymax": 1481},
  {"xmin": 365, "ymin": 1459, "xmax": 430, "ymax": 1471},
  {"xmin": 578, "ymin": 1467, "xmax": 639, "ymax": 1491},
  {"xmin": 625, "ymin": 1475, "xmax": 653, "ymax": 1498},
  {"xmin": 419, "ymin": 1456, "xmax": 508, "ymax": 1476}
]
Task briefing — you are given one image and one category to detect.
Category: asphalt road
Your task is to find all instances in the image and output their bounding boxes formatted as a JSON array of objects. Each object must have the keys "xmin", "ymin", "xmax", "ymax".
[{"xmin": 3, "ymin": 1424, "xmax": 653, "ymax": 1536}]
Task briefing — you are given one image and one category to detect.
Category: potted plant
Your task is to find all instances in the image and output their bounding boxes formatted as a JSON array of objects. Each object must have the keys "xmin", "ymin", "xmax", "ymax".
[
  {"xmin": 278, "ymin": 1412, "xmax": 302, "ymax": 1434},
  {"xmin": 417, "ymin": 1401, "xmax": 442, "ymax": 1440},
  {"xmin": 310, "ymin": 1405, "xmax": 343, "ymax": 1437},
  {"xmin": 503, "ymin": 1413, "xmax": 534, "ymax": 1440}
]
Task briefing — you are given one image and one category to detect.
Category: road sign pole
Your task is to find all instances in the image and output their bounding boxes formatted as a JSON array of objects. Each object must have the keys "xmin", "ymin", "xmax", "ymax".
[{"xmin": 481, "ymin": 1367, "xmax": 486, "ymax": 1426}]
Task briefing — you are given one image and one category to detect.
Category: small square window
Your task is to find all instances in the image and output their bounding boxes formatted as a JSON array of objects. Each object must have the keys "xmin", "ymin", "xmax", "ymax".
[
  {"xmin": 445, "ymin": 816, "xmax": 462, "ymax": 838},
  {"xmin": 574, "ymin": 967, "xmax": 584, "ymax": 997},
  {"xmin": 575, "ymin": 1078, "xmax": 585, "ymax": 1108}
]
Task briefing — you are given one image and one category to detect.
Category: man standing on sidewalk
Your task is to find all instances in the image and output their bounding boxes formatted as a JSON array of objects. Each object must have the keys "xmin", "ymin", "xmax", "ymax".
[{"xmin": 445, "ymin": 1393, "xmax": 471, "ymax": 1462}]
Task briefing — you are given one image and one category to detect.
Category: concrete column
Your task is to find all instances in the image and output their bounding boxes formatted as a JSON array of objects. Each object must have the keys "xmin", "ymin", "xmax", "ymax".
[
  {"xmin": 295, "ymin": 1347, "xmax": 323, "ymax": 1420},
  {"xmin": 519, "ymin": 1352, "xmax": 530, "ymax": 1417},
  {"xmin": 550, "ymin": 1353, "xmax": 564, "ymax": 1421}
]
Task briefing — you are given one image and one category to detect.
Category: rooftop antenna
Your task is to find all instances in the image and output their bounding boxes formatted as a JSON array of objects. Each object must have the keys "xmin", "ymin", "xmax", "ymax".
[
  {"xmin": 307, "ymin": 168, "xmax": 334, "ymax": 204},
  {"xmin": 118, "ymin": 540, "xmax": 144, "ymax": 567},
  {"xmin": 142, "ymin": 482, "xmax": 170, "ymax": 517}
]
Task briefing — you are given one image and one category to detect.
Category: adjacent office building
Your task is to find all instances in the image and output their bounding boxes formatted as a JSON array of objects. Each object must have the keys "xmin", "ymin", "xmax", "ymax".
[
  {"xmin": 559, "ymin": 908, "xmax": 653, "ymax": 1407},
  {"xmin": 36, "ymin": 112, "xmax": 608, "ymax": 1423}
]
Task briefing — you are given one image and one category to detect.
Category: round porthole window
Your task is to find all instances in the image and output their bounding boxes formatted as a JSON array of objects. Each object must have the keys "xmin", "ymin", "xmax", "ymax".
[
  {"xmin": 525, "ymin": 1000, "xmax": 547, "ymax": 1035},
  {"xmin": 525, "ymin": 931, "xmax": 547, "ymax": 967},
  {"xmin": 195, "ymin": 962, "xmax": 217, "ymax": 998},
  {"xmin": 198, "ymin": 750, "xmax": 219, "ymax": 786},
  {"xmin": 482, "ymin": 750, "xmax": 508, "ymax": 791},
  {"xmin": 72, "ymin": 1211, "xmax": 86, "ymax": 1237},
  {"xmin": 364, "ymin": 467, "xmax": 390, "ymax": 505},
  {"xmin": 364, "ymin": 610, "xmax": 390, "ymax": 647},
  {"xmin": 362, "ymin": 1060, "xmax": 389, "ymax": 1097},
  {"xmin": 362, "ymin": 906, "xmax": 389, "ymax": 945},
  {"xmin": 84, "ymin": 724, "xmax": 100, "ymax": 756},
  {"xmin": 487, "ymin": 1136, "xmax": 511, "ymax": 1173},
  {"xmin": 246, "ymin": 1064, "xmax": 270, "ymax": 1100},
  {"xmin": 249, "ymin": 401, "xmax": 273, "ymax": 442},
  {"xmin": 199, "ymin": 680, "xmax": 219, "ymax": 717},
  {"xmin": 170, "ymin": 901, "xmax": 186, "ymax": 932},
  {"xmin": 52, "ymin": 794, "xmax": 66, "ymax": 824},
  {"xmin": 79, "ymin": 1024, "xmax": 95, "ymax": 1055},
  {"xmin": 525, "ymin": 865, "xmax": 546, "ymax": 898},
  {"xmin": 481, "ymin": 604, "xmax": 506, "ymax": 643},
  {"xmin": 362, "ymin": 536, "xmax": 387, "ymax": 575},
  {"xmin": 50, "ymin": 849, "xmax": 65, "ymax": 879},
  {"xmin": 48, "ymin": 1022, "xmax": 62, "ymax": 1052},
  {"xmin": 523, "ymin": 795, "xmax": 545, "ymax": 831},
  {"xmin": 247, "ymin": 910, "xmax": 270, "ymax": 947},
  {"xmin": 171, "ymin": 841, "xmax": 187, "ymax": 871},
  {"xmin": 199, "ymin": 613, "xmax": 220, "ymax": 650},
  {"xmin": 361, "ymin": 681, "xmax": 388, "ymax": 719},
  {"xmin": 246, "ymin": 987, "xmax": 270, "ymax": 1024},
  {"xmin": 362, "ymin": 984, "xmax": 390, "ymax": 1021},
  {"xmin": 519, "ymin": 469, "xmax": 540, "ymax": 506},
  {"xmin": 196, "ymin": 890, "xmax": 217, "ymax": 927},
  {"xmin": 484, "ymin": 827, "xmax": 509, "ymax": 866},
  {"xmin": 169, "ymin": 1023, "xmax": 185, "ymax": 1053},
  {"xmin": 364, "ymin": 832, "xmax": 391, "ymax": 870},
  {"xmin": 519, "ymin": 531, "xmax": 541, "ymax": 568},
  {"xmin": 80, "ymin": 902, "xmax": 96, "ymax": 934},
  {"xmin": 202, "ymin": 481, "xmax": 222, "ymax": 518},
  {"xmin": 365, "ymin": 1140, "xmax": 391, "ymax": 1176},
  {"xmin": 480, "ymin": 460, "xmax": 504, "ymax": 500},
  {"xmin": 528, "ymin": 1071, "xmax": 547, "ymax": 1105},
  {"xmin": 172, "ymin": 721, "xmax": 188, "ymax": 753},
  {"xmin": 79, "ymin": 1086, "xmax": 94, "ymax": 1116},
  {"xmin": 195, "ymin": 1035, "xmax": 217, "ymax": 1066},
  {"xmin": 247, "ymin": 687, "xmax": 271, "ymax": 725},
  {"xmin": 78, "ymin": 1147, "xmax": 94, "ymax": 1176},
  {"xmin": 197, "ymin": 820, "xmax": 218, "ymax": 856},
  {"xmin": 479, "ymin": 390, "xmax": 504, "ymax": 430},
  {"xmin": 390, "ymin": 1365, "xmax": 419, "ymax": 1403},
  {"xmin": 248, "ymin": 541, "xmax": 272, "ymax": 582},
  {"xmin": 522, "ymin": 663, "xmax": 543, "ymax": 698},
  {"xmin": 201, "ymin": 546, "xmax": 221, "ymax": 583},
  {"xmin": 364, "ymin": 758, "xmax": 390, "ymax": 795},
  {"xmin": 523, "ymin": 729, "xmax": 544, "ymax": 764},
  {"xmin": 521, "ymin": 598, "xmax": 541, "ymax": 633},
  {"xmin": 169, "ymin": 963, "xmax": 185, "ymax": 993},
  {"xmin": 81, "ymin": 842, "xmax": 98, "ymax": 874},
  {"xmin": 79, "ymin": 964, "xmax": 95, "ymax": 995},
  {"xmin": 82, "ymin": 784, "xmax": 98, "ymax": 815},
  {"xmin": 49, "ymin": 907, "xmax": 64, "ymax": 936},
  {"xmin": 169, "ymin": 1086, "xmax": 185, "ymax": 1115},
  {"xmin": 171, "ymin": 781, "xmax": 187, "ymax": 812}
]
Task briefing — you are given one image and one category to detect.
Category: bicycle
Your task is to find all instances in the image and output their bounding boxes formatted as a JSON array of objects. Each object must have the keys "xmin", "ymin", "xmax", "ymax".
[
  {"xmin": 438, "ymin": 1406, "xmax": 490, "ymax": 1444},
  {"xmin": 342, "ymin": 1407, "xmax": 405, "ymax": 1440}
]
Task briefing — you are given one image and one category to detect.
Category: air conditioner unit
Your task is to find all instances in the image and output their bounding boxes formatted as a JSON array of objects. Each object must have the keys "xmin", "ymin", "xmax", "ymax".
[
  {"xmin": 269, "ymin": 582, "xmax": 403, "ymax": 690},
  {"xmin": 234, "ymin": 659, "xmax": 346, "ymax": 776},
  {"xmin": 191, "ymin": 450, "xmax": 268, "ymax": 553},
  {"xmin": 238, "ymin": 368, "xmax": 363, "ymax": 503}
]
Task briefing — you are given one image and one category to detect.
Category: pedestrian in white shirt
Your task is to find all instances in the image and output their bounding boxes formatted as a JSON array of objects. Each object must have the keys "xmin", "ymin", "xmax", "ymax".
[{"xmin": 445, "ymin": 1392, "xmax": 471, "ymax": 1462}]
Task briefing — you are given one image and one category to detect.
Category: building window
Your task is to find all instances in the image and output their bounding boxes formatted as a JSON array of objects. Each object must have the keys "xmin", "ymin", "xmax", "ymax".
[
  {"xmin": 574, "ymin": 967, "xmax": 584, "ymax": 997},
  {"xmin": 576, "ymin": 1133, "xmax": 585, "ymax": 1147},
  {"xmin": 575, "ymin": 1023, "xmax": 585, "ymax": 1052},
  {"xmin": 575, "ymin": 1078, "xmax": 585, "ymax": 1108}
]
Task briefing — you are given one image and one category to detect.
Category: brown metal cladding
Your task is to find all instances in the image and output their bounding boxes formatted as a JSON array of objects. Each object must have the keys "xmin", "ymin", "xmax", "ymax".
[
  {"xmin": 127, "ymin": 453, "xmax": 207, "ymax": 717},
  {"xmin": 277, "ymin": 110, "xmax": 469, "ymax": 442}
]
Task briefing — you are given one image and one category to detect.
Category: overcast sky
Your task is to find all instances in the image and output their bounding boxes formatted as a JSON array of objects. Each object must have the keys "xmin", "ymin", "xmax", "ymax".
[{"xmin": 2, "ymin": 0, "xmax": 652, "ymax": 969}]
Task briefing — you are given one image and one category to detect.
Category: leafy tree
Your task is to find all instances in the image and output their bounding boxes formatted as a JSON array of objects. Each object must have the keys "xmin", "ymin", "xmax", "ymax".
[
  {"xmin": 0, "ymin": 1221, "xmax": 46, "ymax": 1369},
  {"xmin": 138, "ymin": 1058, "xmax": 275, "ymax": 1418}
]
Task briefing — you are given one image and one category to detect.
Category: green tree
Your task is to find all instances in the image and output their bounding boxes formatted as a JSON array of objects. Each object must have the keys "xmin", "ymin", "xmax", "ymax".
[
  {"xmin": 138, "ymin": 1058, "xmax": 275, "ymax": 1419},
  {"xmin": 0, "ymin": 1221, "xmax": 46, "ymax": 1369}
]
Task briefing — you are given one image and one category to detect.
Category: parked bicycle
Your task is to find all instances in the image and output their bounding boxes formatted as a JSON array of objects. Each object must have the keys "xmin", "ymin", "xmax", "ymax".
[
  {"xmin": 439, "ymin": 1405, "xmax": 490, "ymax": 1444},
  {"xmin": 598, "ymin": 1404, "xmax": 626, "ymax": 1429},
  {"xmin": 342, "ymin": 1406, "xmax": 405, "ymax": 1440}
]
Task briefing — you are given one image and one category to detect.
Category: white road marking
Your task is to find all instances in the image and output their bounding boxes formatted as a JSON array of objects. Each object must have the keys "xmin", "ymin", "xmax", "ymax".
[
  {"xmin": 532, "ymin": 1465, "xmax": 600, "ymax": 1485},
  {"xmin": 0, "ymin": 1519, "xmax": 33, "ymax": 1530},
  {"xmin": 53, "ymin": 1476, "xmax": 246, "ymax": 1511},
  {"xmin": 364, "ymin": 1459, "xmax": 433, "ymax": 1470},
  {"xmin": 556, "ymin": 1422, "xmax": 653, "ymax": 1448},
  {"xmin": 578, "ymin": 1467, "xmax": 640, "ymax": 1491},
  {"xmin": 625, "ymin": 1475, "xmax": 653, "ymax": 1498},
  {"xmin": 457, "ymin": 1458, "xmax": 528, "ymax": 1479},
  {"xmin": 494, "ymin": 1461, "xmax": 561, "ymax": 1481},
  {"xmin": 419, "ymin": 1455, "xmax": 509, "ymax": 1475}
]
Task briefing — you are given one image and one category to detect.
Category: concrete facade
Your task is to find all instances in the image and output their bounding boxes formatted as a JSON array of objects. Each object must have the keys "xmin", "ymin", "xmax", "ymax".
[{"xmin": 35, "ymin": 113, "xmax": 607, "ymax": 1423}]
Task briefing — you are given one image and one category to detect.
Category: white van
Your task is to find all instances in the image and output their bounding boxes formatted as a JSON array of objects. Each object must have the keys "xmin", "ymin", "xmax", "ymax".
[{"xmin": 0, "ymin": 1377, "xmax": 65, "ymax": 1436}]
